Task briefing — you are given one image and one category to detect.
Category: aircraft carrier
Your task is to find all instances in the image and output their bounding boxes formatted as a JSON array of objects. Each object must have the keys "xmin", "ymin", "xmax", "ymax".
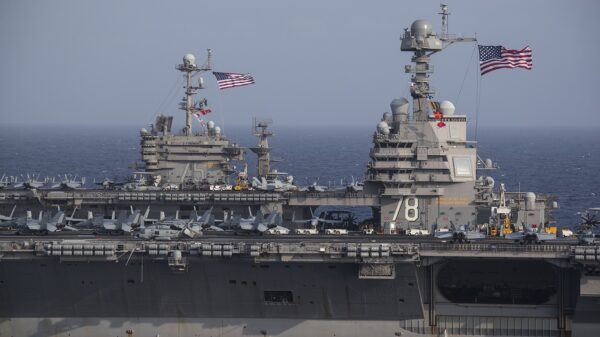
[{"xmin": 1, "ymin": 6, "xmax": 599, "ymax": 337}]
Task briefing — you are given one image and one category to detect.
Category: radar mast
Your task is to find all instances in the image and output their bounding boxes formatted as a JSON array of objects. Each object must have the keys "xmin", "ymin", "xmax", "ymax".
[
  {"xmin": 250, "ymin": 118, "xmax": 273, "ymax": 178},
  {"xmin": 176, "ymin": 49, "xmax": 212, "ymax": 136},
  {"xmin": 400, "ymin": 4, "xmax": 475, "ymax": 121}
]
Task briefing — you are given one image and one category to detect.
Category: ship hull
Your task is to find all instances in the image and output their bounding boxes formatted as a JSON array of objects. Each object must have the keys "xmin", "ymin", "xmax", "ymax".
[
  {"xmin": 1, "ymin": 246, "xmax": 597, "ymax": 336},
  {"xmin": 1, "ymin": 259, "xmax": 425, "ymax": 336}
]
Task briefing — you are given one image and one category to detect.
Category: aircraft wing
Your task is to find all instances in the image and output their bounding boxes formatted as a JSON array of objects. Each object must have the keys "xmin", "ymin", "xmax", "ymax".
[
  {"xmin": 434, "ymin": 231, "xmax": 454, "ymax": 239},
  {"xmin": 465, "ymin": 231, "xmax": 486, "ymax": 240},
  {"xmin": 505, "ymin": 232, "xmax": 525, "ymax": 240},
  {"xmin": 239, "ymin": 222, "xmax": 253, "ymax": 231},
  {"xmin": 0, "ymin": 221, "xmax": 15, "ymax": 228},
  {"xmin": 26, "ymin": 223, "xmax": 41, "ymax": 231},
  {"xmin": 256, "ymin": 224, "xmax": 268, "ymax": 233},
  {"xmin": 319, "ymin": 218, "xmax": 343, "ymax": 225},
  {"xmin": 103, "ymin": 223, "xmax": 117, "ymax": 230},
  {"xmin": 203, "ymin": 225, "xmax": 224, "ymax": 232},
  {"xmin": 536, "ymin": 232, "xmax": 556, "ymax": 241}
]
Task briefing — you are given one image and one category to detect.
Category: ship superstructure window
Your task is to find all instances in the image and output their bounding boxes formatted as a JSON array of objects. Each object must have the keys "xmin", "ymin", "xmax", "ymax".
[
  {"xmin": 453, "ymin": 157, "xmax": 472, "ymax": 177},
  {"xmin": 448, "ymin": 124, "xmax": 460, "ymax": 139},
  {"xmin": 264, "ymin": 291, "xmax": 294, "ymax": 304}
]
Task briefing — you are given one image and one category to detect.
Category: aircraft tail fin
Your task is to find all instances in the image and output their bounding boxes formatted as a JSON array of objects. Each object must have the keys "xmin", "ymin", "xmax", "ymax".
[
  {"xmin": 46, "ymin": 223, "xmax": 57, "ymax": 232},
  {"xmin": 265, "ymin": 212, "xmax": 278, "ymax": 225},
  {"xmin": 127, "ymin": 211, "xmax": 141, "ymax": 226},
  {"xmin": 190, "ymin": 210, "xmax": 200, "ymax": 222},
  {"xmin": 121, "ymin": 223, "xmax": 132, "ymax": 233},
  {"xmin": 50, "ymin": 212, "xmax": 65, "ymax": 226},
  {"xmin": 200, "ymin": 207, "xmax": 213, "ymax": 224},
  {"xmin": 253, "ymin": 210, "xmax": 264, "ymax": 226}
]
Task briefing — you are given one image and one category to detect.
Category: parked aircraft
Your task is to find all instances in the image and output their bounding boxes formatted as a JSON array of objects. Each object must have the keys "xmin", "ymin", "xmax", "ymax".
[
  {"xmin": 4, "ymin": 210, "xmax": 75, "ymax": 235},
  {"xmin": 51, "ymin": 175, "xmax": 86, "ymax": 189},
  {"xmin": 505, "ymin": 223, "xmax": 556, "ymax": 244},
  {"xmin": 230, "ymin": 210, "xmax": 282, "ymax": 234},
  {"xmin": 252, "ymin": 176, "xmax": 297, "ymax": 192},
  {"xmin": 14, "ymin": 174, "xmax": 47, "ymax": 189},
  {"xmin": 0, "ymin": 205, "xmax": 17, "ymax": 222},
  {"xmin": 95, "ymin": 177, "xmax": 125, "ymax": 190},
  {"xmin": 434, "ymin": 222, "xmax": 485, "ymax": 243},
  {"xmin": 299, "ymin": 181, "xmax": 327, "ymax": 193},
  {"xmin": 90, "ymin": 210, "xmax": 142, "ymax": 234}
]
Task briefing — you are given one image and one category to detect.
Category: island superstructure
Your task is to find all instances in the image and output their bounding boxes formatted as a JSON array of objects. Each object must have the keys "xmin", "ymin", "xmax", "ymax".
[{"xmin": 139, "ymin": 51, "xmax": 244, "ymax": 187}]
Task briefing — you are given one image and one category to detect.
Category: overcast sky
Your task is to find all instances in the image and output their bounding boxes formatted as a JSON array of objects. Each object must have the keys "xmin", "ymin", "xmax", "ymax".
[{"xmin": 1, "ymin": 0, "xmax": 599, "ymax": 129}]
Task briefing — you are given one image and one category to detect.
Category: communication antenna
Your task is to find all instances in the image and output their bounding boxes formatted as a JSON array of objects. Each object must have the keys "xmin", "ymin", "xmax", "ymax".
[
  {"xmin": 250, "ymin": 118, "xmax": 274, "ymax": 178},
  {"xmin": 439, "ymin": 4, "xmax": 449, "ymax": 40},
  {"xmin": 437, "ymin": 4, "xmax": 477, "ymax": 48},
  {"xmin": 176, "ymin": 49, "xmax": 212, "ymax": 136},
  {"xmin": 400, "ymin": 4, "xmax": 476, "ymax": 121}
]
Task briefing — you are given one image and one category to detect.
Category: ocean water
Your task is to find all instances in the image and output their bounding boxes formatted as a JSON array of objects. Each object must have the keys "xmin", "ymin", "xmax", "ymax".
[{"xmin": 0, "ymin": 124, "xmax": 597, "ymax": 227}]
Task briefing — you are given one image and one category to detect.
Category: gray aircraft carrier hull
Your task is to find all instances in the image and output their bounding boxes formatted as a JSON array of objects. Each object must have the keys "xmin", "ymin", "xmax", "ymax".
[
  {"xmin": 0, "ymin": 260, "xmax": 423, "ymax": 319},
  {"xmin": 0, "ymin": 258, "xmax": 426, "ymax": 337},
  {"xmin": 1, "ymin": 238, "xmax": 599, "ymax": 337}
]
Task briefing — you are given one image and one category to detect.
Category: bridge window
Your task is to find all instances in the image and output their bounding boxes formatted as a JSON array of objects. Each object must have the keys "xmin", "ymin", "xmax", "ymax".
[{"xmin": 453, "ymin": 157, "xmax": 472, "ymax": 177}]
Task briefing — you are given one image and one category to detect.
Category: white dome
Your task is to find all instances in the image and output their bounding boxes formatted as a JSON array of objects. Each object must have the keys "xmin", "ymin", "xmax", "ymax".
[
  {"xmin": 411, "ymin": 20, "xmax": 433, "ymax": 38},
  {"xmin": 377, "ymin": 121, "xmax": 390, "ymax": 135},
  {"xmin": 207, "ymin": 121, "xmax": 215, "ymax": 129},
  {"xmin": 214, "ymin": 126, "xmax": 221, "ymax": 134},
  {"xmin": 440, "ymin": 100, "xmax": 455, "ymax": 116},
  {"xmin": 183, "ymin": 54, "xmax": 196, "ymax": 66}
]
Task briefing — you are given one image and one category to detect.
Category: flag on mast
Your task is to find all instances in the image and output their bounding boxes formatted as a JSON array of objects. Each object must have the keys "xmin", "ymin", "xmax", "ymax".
[
  {"xmin": 478, "ymin": 45, "xmax": 532, "ymax": 75},
  {"xmin": 212, "ymin": 72, "xmax": 255, "ymax": 90}
]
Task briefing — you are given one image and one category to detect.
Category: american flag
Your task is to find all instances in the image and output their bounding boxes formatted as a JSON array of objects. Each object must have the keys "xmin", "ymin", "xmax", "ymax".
[
  {"xmin": 212, "ymin": 72, "xmax": 255, "ymax": 90},
  {"xmin": 478, "ymin": 45, "xmax": 532, "ymax": 76}
]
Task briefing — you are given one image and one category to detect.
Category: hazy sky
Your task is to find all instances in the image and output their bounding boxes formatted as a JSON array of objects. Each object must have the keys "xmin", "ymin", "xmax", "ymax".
[{"xmin": 1, "ymin": 0, "xmax": 599, "ymax": 129}]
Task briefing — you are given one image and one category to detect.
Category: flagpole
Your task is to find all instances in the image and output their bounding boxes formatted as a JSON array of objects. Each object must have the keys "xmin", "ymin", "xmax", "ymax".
[{"xmin": 475, "ymin": 60, "xmax": 482, "ymax": 143}]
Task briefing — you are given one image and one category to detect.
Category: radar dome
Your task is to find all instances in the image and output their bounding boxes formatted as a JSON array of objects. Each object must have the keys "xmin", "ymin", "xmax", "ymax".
[
  {"xmin": 411, "ymin": 20, "xmax": 433, "ymax": 38},
  {"xmin": 183, "ymin": 54, "xmax": 196, "ymax": 67},
  {"xmin": 440, "ymin": 100, "xmax": 455, "ymax": 116},
  {"xmin": 382, "ymin": 112, "xmax": 392, "ymax": 121},
  {"xmin": 390, "ymin": 98, "xmax": 409, "ymax": 115},
  {"xmin": 377, "ymin": 121, "xmax": 390, "ymax": 135},
  {"xmin": 525, "ymin": 192, "xmax": 536, "ymax": 210},
  {"xmin": 215, "ymin": 126, "xmax": 221, "ymax": 134},
  {"xmin": 207, "ymin": 121, "xmax": 215, "ymax": 129}
]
